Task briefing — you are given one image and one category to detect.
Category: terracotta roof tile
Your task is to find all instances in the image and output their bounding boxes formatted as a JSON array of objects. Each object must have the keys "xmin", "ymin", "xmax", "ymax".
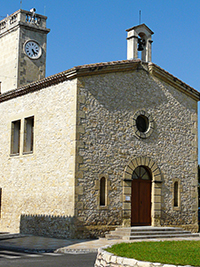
[{"xmin": 0, "ymin": 59, "xmax": 199, "ymax": 102}]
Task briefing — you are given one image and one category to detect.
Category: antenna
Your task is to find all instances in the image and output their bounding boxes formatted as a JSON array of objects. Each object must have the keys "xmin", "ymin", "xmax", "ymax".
[
  {"xmin": 20, "ymin": 0, "xmax": 22, "ymax": 9},
  {"xmin": 44, "ymin": 6, "xmax": 46, "ymax": 15},
  {"xmin": 139, "ymin": 10, "xmax": 141, "ymax": 25}
]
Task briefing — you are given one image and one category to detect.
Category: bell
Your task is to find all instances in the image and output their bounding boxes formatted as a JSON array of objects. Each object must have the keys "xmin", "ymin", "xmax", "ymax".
[
  {"xmin": 138, "ymin": 38, "xmax": 145, "ymax": 51},
  {"xmin": 138, "ymin": 41, "xmax": 144, "ymax": 51}
]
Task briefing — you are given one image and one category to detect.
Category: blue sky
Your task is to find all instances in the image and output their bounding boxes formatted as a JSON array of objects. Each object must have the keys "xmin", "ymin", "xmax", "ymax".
[{"xmin": 1, "ymin": 0, "xmax": 200, "ymax": 160}]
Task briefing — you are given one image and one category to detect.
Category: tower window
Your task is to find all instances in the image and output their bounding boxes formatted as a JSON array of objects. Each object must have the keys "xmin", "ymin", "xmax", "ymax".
[
  {"xmin": 174, "ymin": 181, "xmax": 178, "ymax": 207},
  {"xmin": 23, "ymin": 116, "xmax": 34, "ymax": 153},
  {"xmin": 100, "ymin": 177, "xmax": 106, "ymax": 206},
  {"xmin": 10, "ymin": 120, "xmax": 21, "ymax": 155}
]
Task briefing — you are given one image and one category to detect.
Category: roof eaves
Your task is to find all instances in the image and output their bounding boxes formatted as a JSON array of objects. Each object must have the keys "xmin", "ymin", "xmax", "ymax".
[
  {"xmin": 2, "ymin": 59, "xmax": 197, "ymax": 103},
  {"xmin": 74, "ymin": 59, "xmax": 141, "ymax": 76},
  {"xmin": 0, "ymin": 59, "xmax": 141, "ymax": 102},
  {"xmin": 148, "ymin": 63, "xmax": 200, "ymax": 101},
  {"xmin": 126, "ymin": 23, "xmax": 154, "ymax": 35},
  {"xmin": 0, "ymin": 69, "xmax": 75, "ymax": 103}
]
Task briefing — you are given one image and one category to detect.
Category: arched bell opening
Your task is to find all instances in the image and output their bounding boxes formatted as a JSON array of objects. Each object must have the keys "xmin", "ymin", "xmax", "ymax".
[{"xmin": 137, "ymin": 32, "xmax": 147, "ymax": 62}]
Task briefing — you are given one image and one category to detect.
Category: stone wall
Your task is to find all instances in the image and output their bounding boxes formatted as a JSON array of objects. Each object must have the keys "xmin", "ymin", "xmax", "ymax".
[
  {"xmin": 18, "ymin": 26, "xmax": 47, "ymax": 87},
  {"xmin": 94, "ymin": 247, "xmax": 195, "ymax": 267},
  {"xmin": 75, "ymin": 68, "xmax": 198, "ymax": 234},
  {"xmin": 0, "ymin": 9, "xmax": 49, "ymax": 93},
  {"xmin": 20, "ymin": 214, "xmax": 76, "ymax": 238},
  {"xmin": 20, "ymin": 214, "xmax": 117, "ymax": 239},
  {"xmin": 0, "ymin": 79, "xmax": 77, "ymax": 233},
  {"xmin": 0, "ymin": 26, "xmax": 19, "ymax": 92},
  {"xmin": 0, "ymin": 62, "xmax": 198, "ymax": 237}
]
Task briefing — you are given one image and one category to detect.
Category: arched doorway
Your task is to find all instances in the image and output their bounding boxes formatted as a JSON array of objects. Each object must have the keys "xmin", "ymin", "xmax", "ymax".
[{"xmin": 131, "ymin": 166, "xmax": 152, "ymax": 226}]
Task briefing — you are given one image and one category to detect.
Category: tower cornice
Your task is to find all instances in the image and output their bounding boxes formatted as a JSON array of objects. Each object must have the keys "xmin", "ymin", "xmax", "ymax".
[{"xmin": 0, "ymin": 9, "xmax": 50, "ymax": 38}]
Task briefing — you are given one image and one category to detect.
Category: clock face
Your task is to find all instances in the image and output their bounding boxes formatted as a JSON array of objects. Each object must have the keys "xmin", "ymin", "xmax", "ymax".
[{"xmin": 24, "ymin": 40, "xmax": 42, "ymax": 59}]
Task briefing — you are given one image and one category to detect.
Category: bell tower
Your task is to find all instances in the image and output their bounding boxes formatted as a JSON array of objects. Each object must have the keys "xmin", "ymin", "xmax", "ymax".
[
  {"xmin": 0, "ymin": 9, "xmax": 50, "ymax": 94},
  {"xmin": 126, "ymin": 24, "xmax": 154, "ymax": 62}
]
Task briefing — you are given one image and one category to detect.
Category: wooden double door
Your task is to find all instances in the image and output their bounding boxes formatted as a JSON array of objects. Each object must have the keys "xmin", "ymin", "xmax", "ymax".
[{"xmin": 131, "ymin": 166, "xmax": 152, "ymax": 226}]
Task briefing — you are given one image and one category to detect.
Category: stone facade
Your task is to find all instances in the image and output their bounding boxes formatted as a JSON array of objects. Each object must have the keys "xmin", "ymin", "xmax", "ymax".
[
  {"xmin": 0, "ymin": 45, "xmax": 199, "ymax": 236},
  {"xmin": 73, "ymin": 62, "xmax": 199, "ymax": 236},
  {"xmin": 0, "ymin": 79, "xmax": 77, "ymax": 233}
]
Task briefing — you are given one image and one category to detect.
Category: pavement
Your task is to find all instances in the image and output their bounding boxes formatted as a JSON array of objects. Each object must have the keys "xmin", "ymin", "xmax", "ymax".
[{"xmin": 0, "ymin": 233, "xmax": 199, "ymax": 254}]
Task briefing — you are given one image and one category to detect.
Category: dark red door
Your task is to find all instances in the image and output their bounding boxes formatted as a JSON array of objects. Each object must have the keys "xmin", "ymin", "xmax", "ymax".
[{"xmin": 131, "ymin": 166, "xmax": 151, "ymax": 226}]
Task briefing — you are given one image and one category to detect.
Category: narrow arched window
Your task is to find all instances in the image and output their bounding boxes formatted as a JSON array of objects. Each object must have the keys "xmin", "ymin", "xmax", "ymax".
[
  {"xmin": 174, "ymin": 182, "xmax": 178, "ymax": 207},
  {"xmin": 100, "ymin": 177, "xmax": 106, "ymax": 206}
]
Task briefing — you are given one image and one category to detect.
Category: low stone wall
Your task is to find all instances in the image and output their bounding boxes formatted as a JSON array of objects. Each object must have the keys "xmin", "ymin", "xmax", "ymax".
[
  {"xmin": 20, "ymin": 214, "xmax": 117, "ymax": 239},
  {"xmin": 94, "ymin": 247, "xmax": 194, "ymax": 267},
  {"xmin": 20, "ymin": 214, "xmax": 76, "ymax": 239}
]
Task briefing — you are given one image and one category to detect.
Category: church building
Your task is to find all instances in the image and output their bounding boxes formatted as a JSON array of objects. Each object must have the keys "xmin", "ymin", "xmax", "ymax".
[{"xmin": 0, "ymin": 9, "xmax": 199, "ymax": 238}]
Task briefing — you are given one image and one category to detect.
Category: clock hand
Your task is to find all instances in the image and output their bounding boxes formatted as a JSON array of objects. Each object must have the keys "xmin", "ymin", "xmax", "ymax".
[{"xmin": 32, "ymin": 49, "xmax": 37, "ymax": 55}]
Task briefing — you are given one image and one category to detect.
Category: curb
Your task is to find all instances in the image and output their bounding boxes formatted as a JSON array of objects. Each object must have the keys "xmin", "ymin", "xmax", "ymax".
[
  {"xmin": 0, "ymin": 233, "xmax": 28, "ymax": 240},
  {"xmin": 0, "ymin": 244, "xmax": 55, "ymax": 253},
  {"xmin": 94, "ymin": 246, "xmax": 194, "ymax": 267},
  {"xmin": 56, "ymin": 247, "xmax": 98, "ymax": 254}
]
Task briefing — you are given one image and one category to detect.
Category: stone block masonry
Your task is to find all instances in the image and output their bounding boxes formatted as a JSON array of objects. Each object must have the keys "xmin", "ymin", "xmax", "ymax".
[
  {"xmin": 0, "ymin": 60, "xmax": 198, "ymax": 238},
  {"xmin": 0, "ymin": 7, "xmax": 199, "ymax": 238},
  {"xmin": 0, "ymin": 79, "xmax": 77, "ymax": 234},
  {"xmin": 94, "ymin": 247, "xmax": 196, "ymax": 267},
  {"xmin": 20, "ymin": 214, "xmax": 76, "ymax": 239},
  {"xmin": 0, "ymin": 9, "xmax": 49, "ymax": 93},
  {"xmin": 75, "ymin": 67, "xmax": 198, "ymax": 235}
]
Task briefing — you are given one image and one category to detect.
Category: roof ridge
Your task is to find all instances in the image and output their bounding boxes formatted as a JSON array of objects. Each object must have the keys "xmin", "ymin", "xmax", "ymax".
[{"xmin": 0, "ymin": 59, "xmax": 199, "ymax": 102}]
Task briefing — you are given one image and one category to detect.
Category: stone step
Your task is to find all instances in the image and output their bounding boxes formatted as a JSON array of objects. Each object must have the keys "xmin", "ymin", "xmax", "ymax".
[
  {"xmin": 110, "ymin": 230, "xmax": 191, "ymax": 236},
  {"xmin": 0, "ymin": 233, "xmax": 25, "ymax": 240},
  {"xmin": 125, "ymin": 233, "xmax": 200, "ymax": 240},
  {"xmin": 105, "ymin": 226, "xmax": 199, "ymax": 240},
  {"xmin": 114, "ymin": 226, "xmax": 184, "ymax": 232},
  {"xmin": 106, "ymin": 233, "xmax": 199, "ymax": 240},
  {"xmin": 105, "ymin": 235, "xmax": 122, "ymax": 240},
  {"xmin": 0, "ymin": 232, "xmax": 9, "ymax": 235}
]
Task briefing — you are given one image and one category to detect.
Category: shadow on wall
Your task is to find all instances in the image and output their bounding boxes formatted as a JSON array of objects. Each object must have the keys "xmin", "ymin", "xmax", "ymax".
[
  {"xmin": 20, "ymin": 214, "xmax": 117, "ymax": 239},
  {"xmin": 20, "ymin": 214, "xmax": 92, "ymax": 239}
]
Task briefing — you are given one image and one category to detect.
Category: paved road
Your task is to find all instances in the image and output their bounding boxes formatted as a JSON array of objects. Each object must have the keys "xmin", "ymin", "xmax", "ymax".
[{"xmin": 0, "ymin": 250, "xmax": 97, "ymax": 267}]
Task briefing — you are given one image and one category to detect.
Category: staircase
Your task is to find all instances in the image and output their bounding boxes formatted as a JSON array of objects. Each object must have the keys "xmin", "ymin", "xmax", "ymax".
[{"xmin": 105, "ymin": 226, "xmax": 199, "ymax": 240}]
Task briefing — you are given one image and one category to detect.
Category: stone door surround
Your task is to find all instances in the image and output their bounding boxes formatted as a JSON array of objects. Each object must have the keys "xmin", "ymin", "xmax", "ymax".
[{"xmin": 122, "ymin": 156, "xmax": 162, "ymax": 227}]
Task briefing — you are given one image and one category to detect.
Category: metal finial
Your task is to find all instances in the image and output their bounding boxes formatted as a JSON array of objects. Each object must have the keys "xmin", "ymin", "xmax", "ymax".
[{"xmin": 139, "ymin": 10, "xmax": 141, "ymax": 25}]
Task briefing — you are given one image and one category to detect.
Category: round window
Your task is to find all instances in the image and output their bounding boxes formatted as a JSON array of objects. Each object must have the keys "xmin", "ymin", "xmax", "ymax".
[
  {"xmin": 136, "ymin": 115, "xmax": 149, "ymax": 133},
  {"xmin": 132, "ymin": 110, "xmax": 154, "ymax": 139}
]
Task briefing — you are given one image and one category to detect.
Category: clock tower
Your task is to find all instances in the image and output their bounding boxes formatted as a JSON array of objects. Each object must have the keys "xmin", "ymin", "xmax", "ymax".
[{"xmin": 0, "ymin": 8, "xmax": 50, "ymax": 94}]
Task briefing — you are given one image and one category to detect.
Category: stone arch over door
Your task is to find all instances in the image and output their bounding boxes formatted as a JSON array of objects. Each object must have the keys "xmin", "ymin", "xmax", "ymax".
[{"xmin": 122, "ymin": 157, "xmax": 162, "ymax": 227}]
